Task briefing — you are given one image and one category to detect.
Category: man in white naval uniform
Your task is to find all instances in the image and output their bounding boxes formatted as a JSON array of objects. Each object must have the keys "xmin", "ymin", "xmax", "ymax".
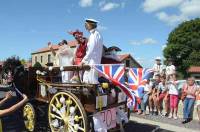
[{"xmin": 80, "ymin": 18, "xmax": 103, "ymax": 84}]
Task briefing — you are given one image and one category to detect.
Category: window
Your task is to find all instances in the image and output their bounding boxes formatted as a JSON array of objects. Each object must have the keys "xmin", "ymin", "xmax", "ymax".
[
  {"xmin": 35, "ymin": 56, "xmax": 37, "ymax": 63},
  {"xmin": 48, "ymin": 54, "xmax": 51, "ymax": 63},
  {"xmin": 41, "ymin": 56, "xmax": 43, "ymax": 63},
  {"xmin": 126, "ymin": 60, "xmax": 130, "ymax": 67}
]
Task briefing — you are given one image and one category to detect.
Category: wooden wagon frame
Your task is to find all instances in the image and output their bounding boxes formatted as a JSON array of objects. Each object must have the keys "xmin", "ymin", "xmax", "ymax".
[{"xmin": 23, "ymin": 65, "xmax": 130, "ymax": 132}]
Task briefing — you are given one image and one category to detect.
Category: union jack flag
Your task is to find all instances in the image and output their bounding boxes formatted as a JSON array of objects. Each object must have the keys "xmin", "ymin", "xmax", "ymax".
[
  {"xmin": 93, "ymin": 64, "xmax": 135, "ymax": 100},
  {"xmin": 128, "ymin": 68, "xmax": 153, "ymax": 97}
]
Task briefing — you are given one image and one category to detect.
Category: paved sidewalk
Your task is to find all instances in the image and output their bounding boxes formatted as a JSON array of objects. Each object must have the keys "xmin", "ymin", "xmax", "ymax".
[{"xmin": 129, "ymin": 113, "xmax": 200, "ymax": 132}]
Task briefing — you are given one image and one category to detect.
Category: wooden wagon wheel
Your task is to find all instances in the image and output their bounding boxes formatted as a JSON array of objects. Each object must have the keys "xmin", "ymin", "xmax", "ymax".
[
  {"xmin": 48, "ymin": 91, "xmax": 88, "ymax": 132},
  {"xmin": 23, "ymin": 103, "xmax": 36, "ymax": 132}
]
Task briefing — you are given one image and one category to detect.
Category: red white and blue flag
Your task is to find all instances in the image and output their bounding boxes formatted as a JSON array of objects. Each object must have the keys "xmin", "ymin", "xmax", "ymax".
[
  {"xmin": 128, "ymin": 68, "xmax": 153, "ymax": 98},
  {"xmin": 93, "ymin": 64, "xmax": 136, "ymax": 103}
]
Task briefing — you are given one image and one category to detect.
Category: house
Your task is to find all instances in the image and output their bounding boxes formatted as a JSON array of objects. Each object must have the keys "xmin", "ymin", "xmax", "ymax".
[
  {"xmin": 31, "ymin": 41, "xmax": 142, "ymax": 68},
  {"xmin": 118, "ymin": 54, "xmax": 142, "ymax": 68},
  {"xmin": 24, "ymin": 61, "xmax": 32, "ymax": 69},
  {"xmin": 31, "ymin": 40, "xmax": 77, "ymax": 67},
  {"xmin": 187, "ymin": 66, "xmax": 200, "ymax": 79}
]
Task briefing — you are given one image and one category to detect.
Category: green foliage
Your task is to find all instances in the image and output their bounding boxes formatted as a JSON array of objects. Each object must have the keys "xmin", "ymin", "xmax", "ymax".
[
  {"xmin": 20, "ymin": 59, "xmax": 26, "ymax": 65},
  {"xmin": 33, "ymin": 62, "xmax": 42, "ymax": 68},
  {"xmin": 163, "ymin": 18, "xmax": 200, "ymax": 77}
]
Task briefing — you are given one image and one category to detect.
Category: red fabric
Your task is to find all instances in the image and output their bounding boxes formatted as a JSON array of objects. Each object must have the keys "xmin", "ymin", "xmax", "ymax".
[
  {"xmin": 159, "ymin": 93, "xmax": 166, "ymax": 101},
  {"xmin": 75, "ymin": 41, "xmax": 87, "ymax": 65},
  {"xmin": 170, "ymin": 94, "xmax": 179, "ymax": 109},
  {"xmin": 68, "ymin": 30, "xmax": 83, "ymax": 37}
]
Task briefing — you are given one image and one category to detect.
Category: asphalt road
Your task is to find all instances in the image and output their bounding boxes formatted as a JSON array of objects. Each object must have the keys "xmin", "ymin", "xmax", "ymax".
[
  {"xmin": 32, "ymin": 112, "xmax": 200, "ymax": 132},
  {"xmin": 33, "ymin": 117, "xmax": 173, "ymax": 132}
]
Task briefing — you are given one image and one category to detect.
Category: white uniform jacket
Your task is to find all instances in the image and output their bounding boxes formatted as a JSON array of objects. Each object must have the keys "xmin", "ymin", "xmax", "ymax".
[{"xmin": 82, "ymin": 29, "xmax": 103, "ymax": 84}]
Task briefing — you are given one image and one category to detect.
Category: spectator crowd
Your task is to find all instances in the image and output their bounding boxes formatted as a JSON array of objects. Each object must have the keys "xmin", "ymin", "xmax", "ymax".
[{"xmin": 135, "ymin": 57, "xmax": 200, "ymax": 124}]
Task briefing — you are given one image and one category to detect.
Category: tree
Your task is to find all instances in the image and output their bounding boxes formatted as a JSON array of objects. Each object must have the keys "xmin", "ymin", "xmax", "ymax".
[
  {"xmin": 163, "ymin": 18, "xmax": 200, "ymax": 77},
  {"xmin": 33, "ymin": 62, "xmax": 42, "ymax": 68},
  {"xmin": 20, "ymin": 59, "xmax": 26, "ymax": 65}
]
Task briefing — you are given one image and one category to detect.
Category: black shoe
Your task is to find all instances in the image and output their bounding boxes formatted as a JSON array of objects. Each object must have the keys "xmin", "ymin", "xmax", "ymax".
[
  {"xmin": 153, "ymin": 111, "xmax": 158, "ymax": 116},
  {"xmin": 164, "ymin": 113, "xmax": 168, "ymax": 117},
  {"xmin": 182, "ymin": 119, "xmax": 191, "ymax": 124},
  {"xmin": 182, "ymin": 120, "xmax": 187, "ymax": 124}
]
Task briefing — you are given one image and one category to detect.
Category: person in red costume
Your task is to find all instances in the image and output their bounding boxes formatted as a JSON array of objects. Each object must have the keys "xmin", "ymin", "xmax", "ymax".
[
  {"xmin": 69, "ymin": 30, "xmax": 87, "ymax": 82},
  {"xmin": 69, "ymin": 30, "xmax": 87, "ymax": 65}
]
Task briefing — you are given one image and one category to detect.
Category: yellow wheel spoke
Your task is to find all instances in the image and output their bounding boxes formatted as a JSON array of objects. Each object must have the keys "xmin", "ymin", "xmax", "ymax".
[
  {"xmin": 50, "ymin": 113, "xmax": 63, "ymax": 120},
  {"xmin": 68, "ymin": 124, "xmax": 76, "ymax": 132},
  {"xmin": 66, "ymin": 102, "xmax": 70, "ymax": 116},
  {"xmin": 74, "ymin": 105, "xmax": 77, "ymax": 111},
  {"xmin": 55, "ymin": 97, "xmax": 59, "ymax": 104},
  {"xmin": 51, "ymin": 104, "xmax": 62, "ymax": 117},
  {"xmin": 78, "ymin": 126, "xmax": 84, "ymax": 131}
]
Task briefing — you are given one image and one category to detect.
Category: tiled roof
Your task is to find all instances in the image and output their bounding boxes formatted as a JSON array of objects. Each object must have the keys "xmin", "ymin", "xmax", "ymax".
[
  {"xmin": 32, "ymin": 40, "xmax": 78, "ymax": 54},
  {"xmin": 118, "ymin": 54, "xmax": 142, "ymax": 67},
  {"xmin": 188, "ymin": 66, "xmax": 200, "ymax": 73},
  {"xmin": 117, "ymin": 54, "xmax": 130, "ymax": 61}
]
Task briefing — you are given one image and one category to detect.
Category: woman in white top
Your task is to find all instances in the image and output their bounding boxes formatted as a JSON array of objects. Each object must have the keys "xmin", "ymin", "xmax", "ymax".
[{"xmin": 49, "ymin": 40, "xmax": 74, "ymax": 83}]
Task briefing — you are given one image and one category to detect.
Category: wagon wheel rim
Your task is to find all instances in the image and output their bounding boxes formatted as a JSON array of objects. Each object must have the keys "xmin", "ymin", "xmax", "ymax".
[
  {"xmin": 48, "ymin": 92, "xmax": 88, "ymax": 132},
  {"xmin": 23, "ymin": 103, "xmax": 35, "ymax": 132}
]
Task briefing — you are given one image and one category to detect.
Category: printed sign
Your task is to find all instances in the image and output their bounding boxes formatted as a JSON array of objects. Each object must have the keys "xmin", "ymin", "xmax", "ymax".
[{"xmin": 94, "ymin": 108, "xmax": 117, "ymax": 130}]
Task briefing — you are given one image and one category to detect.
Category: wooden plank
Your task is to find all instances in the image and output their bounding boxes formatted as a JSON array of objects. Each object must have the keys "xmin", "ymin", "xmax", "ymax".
[
  {"xmin": 47, "ymin": 83, "xmax": 95, "ymax": 88},
  {"xmin": 35, "ymin": 97, "xmax": 49, "ymax": 103},
  {"xmin": 95, "ymin": 101, "xmax": 127, "ymax": 112},
  {"xmin": 45, "ymin": 65, "xmax": 91, "ymax": 71}
]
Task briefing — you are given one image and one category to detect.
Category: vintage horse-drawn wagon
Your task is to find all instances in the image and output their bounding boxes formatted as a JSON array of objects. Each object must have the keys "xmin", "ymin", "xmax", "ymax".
[{"xmin": 23, "ymin": 64, "xmax": 130, "ymax": 132}]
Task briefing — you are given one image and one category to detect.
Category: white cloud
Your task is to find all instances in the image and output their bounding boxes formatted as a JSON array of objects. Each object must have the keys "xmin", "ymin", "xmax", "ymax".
[
  {"xmin": 79, "ymin": 0, "xmax": 93, "ymax": 7},
  {"xmin": 100, "ymin": 2, "xmax": 120, "ymax": 11},
  {"xmin": 162, "ymin": 44, "xmax": 167, "ymax": 50},
  {"xmin": 156, "ymin": 12, "xmax": 187, "ymax": 26},
  {"xmin": 143, "ymin": 38, "xmax": 157, "ymax": 45},
  {"xmin": 97, "ymin": 25, "xmax": 108, "ymax": 31},
  {"xmin": 142, "ymin": 0, "xmax": 200, "ymax": 26},
  {"xmin": 135, "ymin": 57, "xmax": 155, "ymax": 68},
  {"xmin": 180, "ymin": 0, "xmax": 200, "ymax": 17},
  {"xmin": 130, "ymin": 38, "xmax": 157, "ymax": 45},
  {"xmin": 143, "ymin": 0, "xmax": 183, "ymax": 13}
]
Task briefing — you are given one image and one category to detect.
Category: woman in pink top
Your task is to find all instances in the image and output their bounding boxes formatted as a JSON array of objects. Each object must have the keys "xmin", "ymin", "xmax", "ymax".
[{"xmin": 182, "ymin": 77, "xmax": 198, "ymax": 124}]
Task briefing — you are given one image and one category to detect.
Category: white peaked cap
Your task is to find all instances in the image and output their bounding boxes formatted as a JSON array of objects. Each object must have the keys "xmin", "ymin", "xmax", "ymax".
[
  {"xmin": 85, "ymin": 18, "xmax": 99, "ymax": 24},
  {"xmin": 155, "ymin": 56, "xmax": 161, "ymax": 60}
]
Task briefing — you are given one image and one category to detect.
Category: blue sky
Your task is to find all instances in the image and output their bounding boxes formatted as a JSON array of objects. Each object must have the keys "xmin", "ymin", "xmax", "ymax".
[{"xmin": 0, "ymin": 0, "xmax": 200, "ymax": 68}]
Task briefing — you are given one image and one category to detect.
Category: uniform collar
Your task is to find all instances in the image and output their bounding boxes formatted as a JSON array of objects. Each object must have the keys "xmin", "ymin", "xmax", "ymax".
[{"xmin": 89, "ymin": 28, "xmax": 96, "ymax": 34}]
